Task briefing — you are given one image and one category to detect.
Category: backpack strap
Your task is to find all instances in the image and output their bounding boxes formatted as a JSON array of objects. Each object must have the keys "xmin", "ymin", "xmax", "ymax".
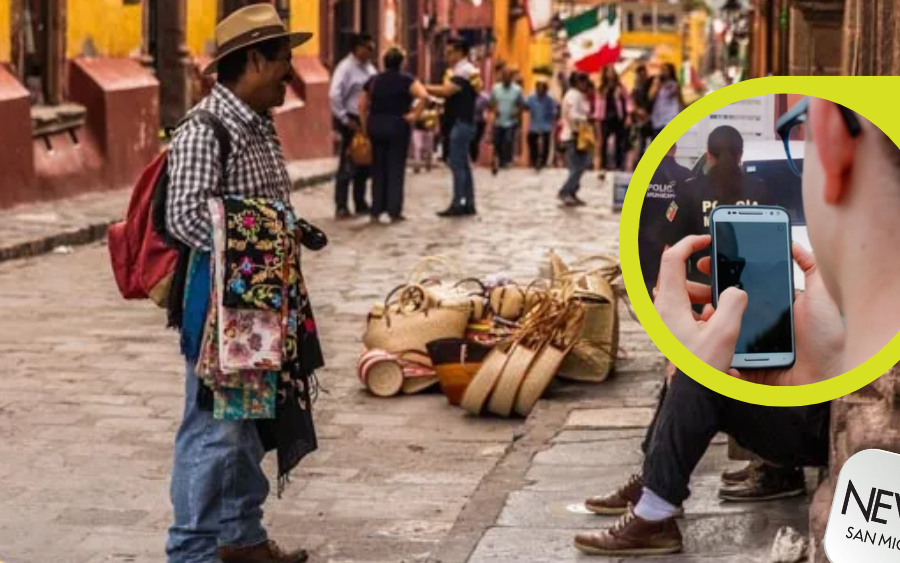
[{"xmin": 189, "ymin": 109, "xmax": 232, "ymax": 197}]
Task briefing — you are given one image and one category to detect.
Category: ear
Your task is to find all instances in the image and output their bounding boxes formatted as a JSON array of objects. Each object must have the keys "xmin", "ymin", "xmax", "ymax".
[
  {"xmin": 248, "ymin": 49, "xmax": 263, "ymax": 74},
  {"xmin": 809, "ymin": 98, "xmax": 855, "ymax": 205}
]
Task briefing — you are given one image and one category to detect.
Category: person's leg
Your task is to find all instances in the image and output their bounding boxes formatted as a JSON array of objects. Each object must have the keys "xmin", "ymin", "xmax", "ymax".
[
  {"xmin": 539, "ymin": 132, "xmax": 551, "ymax": 169},
  {"xmin": 640, "ymin": 380, "xmax": 668, "ymax": 455},
  {"xmin": 570, "ymin": 148, "xmax": 589, "ymax": 198},
  {"xmin": 352, "ymin": 164, "xmax": 370, "ymax": 214},
  {"xmin": 600, "ymin": 121, "xmax": 614, "ymax": 171},
  {"xmin": 503, "ymin": 127, "xmax": 515, "ymax": 168},
  {"xmin": 167, "ymin": 365, "xmax": 269, "ymax": 563},
  {"xmin": 388, "ymin": 131, "xmax": 410, "ymax": 218},
  {"xmin": 643, "ymin": 372, "xmax": 829, "ymax": 508},
  {"xmin": 471, "ymin": 121, "xmax": 485, "ymax": 163},
  {"xmin": 560, "ymin": 143, "xmax": 588, "ymax": 198},
  {"xmin": 527, "ymin": 132, "xmax": 539, "ymax": 169},
  {"xmin": 446, "ymin": 123, "xmax": 467, "ymax": 208},
  {"xmin": 459, "ymin": 123, "xmax": 477, "ymax": 210},
  {"xmin": 334, "ymin": 122, "xmax": 353, "ymax": 213},
  {"xmin": 615, "ymin": 123, "xmax": 628, "ymax": 170},
  {"xmin": 370, "ymin": 140, "xmax": 388, "ymax": 218}
]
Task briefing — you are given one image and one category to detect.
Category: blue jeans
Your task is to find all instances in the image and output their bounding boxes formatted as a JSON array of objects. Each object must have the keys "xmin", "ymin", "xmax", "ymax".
[
  {"xmin": 167, "ymin": 363, "xmax": 270, "ymax": 563},
  {"xmin": 560, "ymin": 142, "xmax": 591, "ymax": 197},
  {"xmin": 449, "ymin": 121, "xmax": 476, "ymax": 208}
]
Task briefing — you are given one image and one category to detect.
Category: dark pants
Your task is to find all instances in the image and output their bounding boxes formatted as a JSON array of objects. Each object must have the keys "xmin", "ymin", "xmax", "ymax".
[
  {"xmin": 334, "ymin": 116, "xmax": 370, "ymax": 213},
  {"xmin": 642, "ymin": 372, "xmax": 830, "ymax": 507},
  {"xmin": 470, "ymin": 121, "xmax": 487, "ymax": 163},
  {"xmin": 449, "ymin": 121, "xmax": 476, "ymax": 208},
  {"xmin": 635, "ymin": 121, "xmax": 653, "ymax": 163},
  {"xmin": 493, "ymin": 125, "xmax": 516, "ymax": 168},
  {"xmin": 527, "ymin": 131, "xmax": 551, "ymax": 170},
  {"xmin": 369, "ymin": 118, "xmax": 410, "ymax": 218},
  {"xmin": 559, "ymin": 142, "xmax": 591, "ymax": 197},
  {"xmin": 600, "ymin": 119, "xmax": 627, "ymax": 171}
]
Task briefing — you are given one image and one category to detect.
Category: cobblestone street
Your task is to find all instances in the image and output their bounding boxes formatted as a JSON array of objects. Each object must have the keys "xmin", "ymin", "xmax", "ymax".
[{"xmin": 0, "ymin": 165, "xmax": 805, "ymax": 563}]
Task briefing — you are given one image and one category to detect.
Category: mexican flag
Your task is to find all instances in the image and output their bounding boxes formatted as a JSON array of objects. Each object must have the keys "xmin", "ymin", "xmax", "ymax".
[{"xmin": 564, "ymin": 6, "xmax": 622, "ymax": 73}]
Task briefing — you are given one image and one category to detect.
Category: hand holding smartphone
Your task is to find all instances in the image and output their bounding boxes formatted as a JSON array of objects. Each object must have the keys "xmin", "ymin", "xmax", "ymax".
[{"xmin": 709, "ymin": 206, "xmax": 796, "ymax": 369}]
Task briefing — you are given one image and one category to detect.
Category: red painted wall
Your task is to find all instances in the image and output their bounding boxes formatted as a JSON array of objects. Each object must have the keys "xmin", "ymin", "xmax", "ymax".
[
  {"xmin": 273, "ymin": 55, "xmax": 333, "ymax": 160},
  {"xmin": 68, "ymin": 58, "xmax": 160, "ymax": 189},
  {"xmin": 0, "ymin": 67, "xmax": 35, "ymax": 208}
]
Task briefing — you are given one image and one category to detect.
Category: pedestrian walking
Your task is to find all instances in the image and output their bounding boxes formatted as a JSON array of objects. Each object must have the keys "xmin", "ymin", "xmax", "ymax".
[
  {"xmin": 524, "ymin": 78, "xmax": 558, "ymax": 171},
  {"xmin": 164, "ymin": 5, "xmax": 322, "ymax": 562},
  {"xmin": 426, "ymin": 38, "xmax": 481, "ymax": 217},
  {"xmin": 631, "ymin": 64, "xmax": 654, "ymax": 163},
  {"xmin": 557, "ymin": 72, "xmax": 592, "ymax": 207},
  {"xmin": 471, "ymin": 88, "xmax": 491, "ymax": 163},
  {"xmin": 489, "ymin": 68, "xmax": 525, "ymax": 174},
  {"xmin": 649, "ymin": 63, "xmax": 684, "ymax": 140},
  {"xmin": 329, "ymin": 32, "xmax": 377, "ymax": 219},
  {"xmin": 358, "ymin": 46, "xmax": 428, "ymax": 224},
  {"xmin": 595, "ymin": 65, "xmax": 631, "ymax": 177}
]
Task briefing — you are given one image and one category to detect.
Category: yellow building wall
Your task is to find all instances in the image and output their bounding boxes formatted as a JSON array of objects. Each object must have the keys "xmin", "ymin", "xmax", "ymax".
[
  {"xmin": 67, "ymin": 0, "xmax": 142, "ymax": 58},
  {"xmin": 187, "ymin": 0, "xmax": 218, "ymax": 57},
  {"xmin": 290, "ymin": 0, "xmax": 320, "ymax": 57},
  {"xmin": 0, "ymin": 0, "xmax": 10, "ymax": 63},
  {"xmin": 621, "ymin": 31, "xmax": 683, "ymax": 67}
]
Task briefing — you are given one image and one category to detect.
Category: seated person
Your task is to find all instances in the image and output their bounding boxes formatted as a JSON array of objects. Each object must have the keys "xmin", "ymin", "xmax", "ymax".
[{"xmin": 578, "ymin": 96, "xmax": 892, "ymax": 555}]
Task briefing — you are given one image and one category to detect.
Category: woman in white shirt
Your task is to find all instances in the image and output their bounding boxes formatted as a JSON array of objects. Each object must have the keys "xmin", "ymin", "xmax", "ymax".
[{"xmin": 558, "ymin": 72, "xmax": 592, "ymax": 206}]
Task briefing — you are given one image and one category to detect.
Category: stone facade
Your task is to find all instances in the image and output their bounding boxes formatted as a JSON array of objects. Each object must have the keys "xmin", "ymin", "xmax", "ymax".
[{"xmin": 809, "ymin": 368, "xmax": 900, "ymax": 562}]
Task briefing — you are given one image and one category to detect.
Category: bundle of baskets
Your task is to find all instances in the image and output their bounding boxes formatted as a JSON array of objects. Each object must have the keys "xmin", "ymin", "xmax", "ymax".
[{"xmin": 357, "ymin": 254, "xmax": 622, "ymax": 418}]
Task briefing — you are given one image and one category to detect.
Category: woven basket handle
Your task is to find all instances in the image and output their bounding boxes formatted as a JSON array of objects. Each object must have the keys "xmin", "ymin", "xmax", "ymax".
[
  {"xmin": 409, "ymin": 256, "xmax": 462, "ymax": 284},
  {"xmin": 454, "ymin": 277, "xmax": 488, "ymax": 296}
]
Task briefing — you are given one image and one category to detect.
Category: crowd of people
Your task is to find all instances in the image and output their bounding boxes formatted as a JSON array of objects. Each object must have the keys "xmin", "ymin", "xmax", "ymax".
[{"xmin": 327, "ymin": 32, "xmax": 688, "ymax": 219}]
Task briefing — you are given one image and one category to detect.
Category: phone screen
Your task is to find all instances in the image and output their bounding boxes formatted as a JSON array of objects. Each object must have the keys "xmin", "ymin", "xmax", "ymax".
[{"xmin": 714, "ymin": 221, "xmax": 794, "ymax": 355}]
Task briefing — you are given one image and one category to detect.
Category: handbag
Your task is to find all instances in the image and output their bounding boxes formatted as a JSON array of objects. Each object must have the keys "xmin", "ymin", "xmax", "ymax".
[
  {"xmin": 515, "ymin": 300, "xmax": 586, "ymax": 416},
  {"xmin": 575, "ymin": 121, "xmax": 595, "ymax": 152},
  {"xmin": 363, "ymin": 284, "xmax": 472, "ymax": 363},
  {"xmin": 349, "ymin": 130, "xmax": 373, "ymax": 166},
  {"xmin": 556, "ymin": 257, "xmax": 621, "ymax": 383}
]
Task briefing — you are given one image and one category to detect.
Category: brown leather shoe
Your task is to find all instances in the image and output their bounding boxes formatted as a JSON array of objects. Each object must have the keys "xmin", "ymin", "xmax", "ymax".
[
  {"xmin": 584, "ymin": 474, "xmax": 644, "ymax": 515},
  {"xmin": 574, "ymin": 509, "xmax": 683, "ymax": 556},
  {"xmin": 219, "ymin": 540, "xmax": 308, "ymax": 563},
  {"xmin": 721, "ymin": 459, "xmax": 765, "ymax": 486}
]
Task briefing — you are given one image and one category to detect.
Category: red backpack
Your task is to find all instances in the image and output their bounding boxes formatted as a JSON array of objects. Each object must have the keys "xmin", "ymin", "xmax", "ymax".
[{"xmin": 108, "ymin": 110, "xmax": 230, "ymax": 307}]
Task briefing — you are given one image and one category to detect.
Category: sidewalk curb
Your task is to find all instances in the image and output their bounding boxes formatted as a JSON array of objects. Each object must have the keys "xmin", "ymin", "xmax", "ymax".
[
  {"xmin": 427, "ymin": 399, "xmax": 573, "ymax": 563},
  {"xmin": 0, "ymin": 170, "xmax": 335, "ymax": 265}
]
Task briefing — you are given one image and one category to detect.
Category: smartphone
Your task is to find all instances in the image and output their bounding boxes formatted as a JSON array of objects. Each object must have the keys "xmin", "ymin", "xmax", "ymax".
[{"xmin": 709, "ymin": 205, "xmax": 795, "ymax": 369}]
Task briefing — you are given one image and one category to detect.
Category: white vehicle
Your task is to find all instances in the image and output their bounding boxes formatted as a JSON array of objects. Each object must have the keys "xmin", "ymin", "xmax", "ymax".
[{"xmin": 692, "ymin": 140, "xmax": 810, "ymax": 290}]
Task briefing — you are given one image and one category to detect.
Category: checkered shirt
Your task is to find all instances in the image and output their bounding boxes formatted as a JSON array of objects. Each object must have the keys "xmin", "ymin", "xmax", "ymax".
[{"xmin": 166, "ymin": 83, "xmax": 293, "ymax": 251}]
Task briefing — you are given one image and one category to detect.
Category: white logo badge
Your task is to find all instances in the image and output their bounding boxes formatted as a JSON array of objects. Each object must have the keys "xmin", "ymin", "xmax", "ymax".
[{"xmin": 825, "ymin": 449, "xmax": 900, "ymax": 561}]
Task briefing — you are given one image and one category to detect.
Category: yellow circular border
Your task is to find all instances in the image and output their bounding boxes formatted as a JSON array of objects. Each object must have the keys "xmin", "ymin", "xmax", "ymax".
[{"xmin": 620, "ymin": 76, "xmax": 900, "ymax": 406}]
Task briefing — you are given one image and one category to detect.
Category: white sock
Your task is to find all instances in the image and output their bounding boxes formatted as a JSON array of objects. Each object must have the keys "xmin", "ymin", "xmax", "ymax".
[{"xmin": 633, "ymin": 487, "xmax": 678, "ymax": 522}]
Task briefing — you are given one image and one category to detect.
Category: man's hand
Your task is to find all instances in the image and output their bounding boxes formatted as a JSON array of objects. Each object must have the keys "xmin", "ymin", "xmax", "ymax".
[
  {"xmin": 345, "ymin": 119, "xmax": 360, "ymax": 132},
  {"xmin": 654, "ymin": 235, "xmax": 748, "ymax": 373},
  {"xmin": 724, "ymin": 244, "xmax": 846, "ymax": 386}
]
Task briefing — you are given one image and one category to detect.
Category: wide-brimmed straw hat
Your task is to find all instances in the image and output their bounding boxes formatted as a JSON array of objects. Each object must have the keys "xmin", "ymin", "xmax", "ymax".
[{"xmin": 203, "ymin": 3, "xmax": 313, "ymax": 75}]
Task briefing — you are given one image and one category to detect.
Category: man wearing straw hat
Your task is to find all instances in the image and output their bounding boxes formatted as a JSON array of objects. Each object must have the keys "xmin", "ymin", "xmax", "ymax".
[{"xmin": 165, "ymin": 5, "xmax": 315, "ymax": 563}]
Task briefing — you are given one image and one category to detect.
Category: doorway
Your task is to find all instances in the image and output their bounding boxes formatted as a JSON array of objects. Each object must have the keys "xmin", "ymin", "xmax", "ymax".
[
  {"xmin": 332, "ymin": 0, "xmax": 355, "ymax": 67},
  {"xmin": 13, "ymin": 0, "xmax": 65, "ymax": 106},
  {"xmin": 147, "ymin": 0, "xmax": 190, "ymax": 130}
]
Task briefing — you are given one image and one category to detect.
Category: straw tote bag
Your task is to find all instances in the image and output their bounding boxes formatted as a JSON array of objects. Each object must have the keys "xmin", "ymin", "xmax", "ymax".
[
  {"xmin": 363, "ymin": 284, "xmax": 471, "ymax": 364},
  {"xmin": 556, "ymin": 258, "xmax": 621, "ymax": 382},
  {"xmin": 515, "ymin": 300, "xmax": 586, "ymax": 416},
  {"xmin": 460, "ymin": 339, "xmax": 515, "ymax": 415},
  {"xmin": 485, "ymin": 307, "xmax": 555, "ymax": 417}
]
